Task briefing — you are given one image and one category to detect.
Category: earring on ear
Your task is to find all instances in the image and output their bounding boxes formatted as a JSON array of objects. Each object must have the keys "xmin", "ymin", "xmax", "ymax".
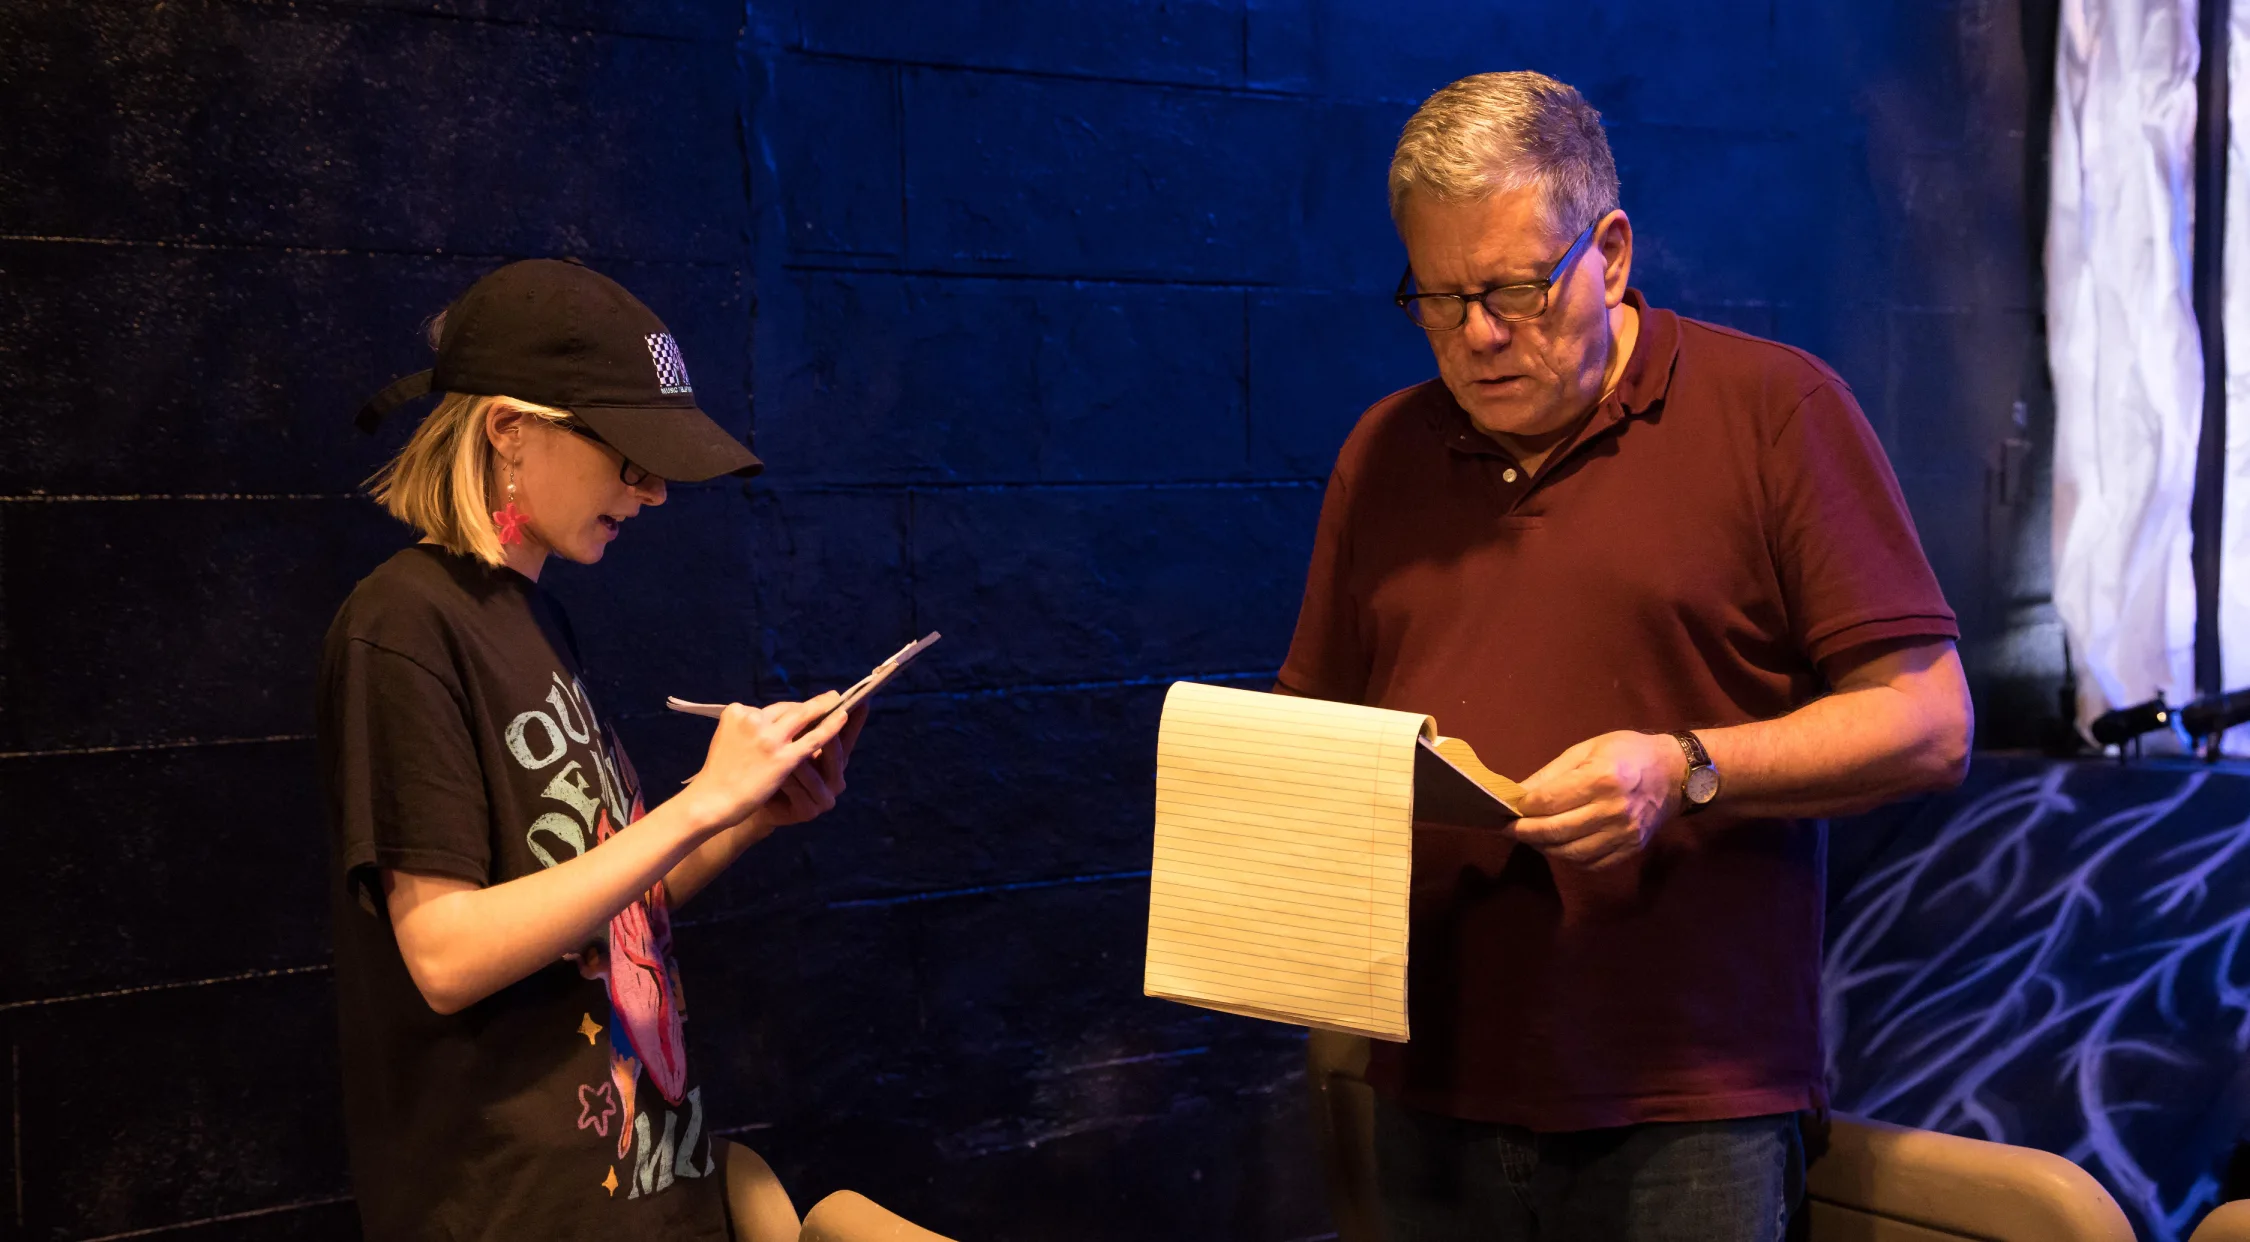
[{"xmin": 493, "ymin": 459, "xmax": 530, "ymax": 546}]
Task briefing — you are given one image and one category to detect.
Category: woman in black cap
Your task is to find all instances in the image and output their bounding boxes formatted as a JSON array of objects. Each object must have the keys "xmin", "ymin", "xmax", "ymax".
[{"xmin": 320, "ymin": 259, "xmax": 848, "ymax": 1241}]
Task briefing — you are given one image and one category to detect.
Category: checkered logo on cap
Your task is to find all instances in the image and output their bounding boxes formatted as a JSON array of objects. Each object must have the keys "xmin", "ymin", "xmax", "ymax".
[{"xmin": 645, "ymin": 333, "xmax": 694, "ymax": 395}]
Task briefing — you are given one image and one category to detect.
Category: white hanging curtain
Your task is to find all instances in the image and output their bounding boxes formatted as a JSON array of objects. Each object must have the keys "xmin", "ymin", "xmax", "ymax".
[
  {"xmin": 2224, "ymin": 0, "xmax": 2250, "ymax": 753},
  {"xmin": 2049, "ymin": 0, "xmax": 2205, "ymax": 742}
]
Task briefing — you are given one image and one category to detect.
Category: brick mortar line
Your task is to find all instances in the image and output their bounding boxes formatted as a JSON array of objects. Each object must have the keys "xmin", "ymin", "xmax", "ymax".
[
  {"xmin": 1042, "ymin": 1045, "xmax": 1209, "ymax": 1076},
  {"xmin": 776, "ymin": 45, "xmax": 1844, "ymax": 133},
  {"xmin": 0, "ymin": 493, "xmax": 356, "ymax": 503},
  {"xmin": 223, "ymin": 0, "xmax": 731, "ymax": 45},
  {"xmin": 73, "ymin": 1193, "xmax": 354, "ymax": 1242},
  {"xmin": 1, "ymin": 496, "xmax": 10, "ymax": 811},
  {"xmin": 607, "ymin": 668, "xmax": 1276, "ymax": 721},
  {"xmin": 888, "ymin": 670, "xmax": 1274, "ymax": 701},
  {"xmin": 0, "ymin": 734, "xmax": 313, "ymax": 760},
  {"xmin": 779, "ymin": 259, "xmax": 1283, "ymax": 290},
  {"xmin": 679, "ymin": 868, "xmax": 1153, "ymax": 928},
  {"xmin": 10, "ymin": 1044, "xmax": 20, "ymax": 1230},
  {"xmin": 779, "ymin": 44, "xmax": 1303, "ymax": 102},
  {"xmin": 1886, "ymin": 301, "xmax": 2039, "ymax": 314},
  {"xmin": 1241, "ymin": 288, "xmax": 1255, "ymax": 468},
  {"xmin": 1236, "ymin": 0, "xmax": 1249, "ymax": 85},
  {"xmin": 777, "ymin": 479, "xmax": 1327, "ymax": 493},
  {"xmin": 0, "ymin": 964, "xmax": 331, "ymax": 1014},
  {"xmin": 0, "ymin": 234, "xmax": 742, "ymax": 269},
  {"xmin": 903, "ymin": 488, "xmax": 921, "ymax": 637},
  {"xmin": 0, "ymin": 481, "xmax": 1325, "ymax": 503},
  {"xmin": 936, "ymin": 478, "xmax": 1324, "ymax": 492},
  {"xmin": 5, "ymin": 674, "xmax": 1278, "ymax": 759}
]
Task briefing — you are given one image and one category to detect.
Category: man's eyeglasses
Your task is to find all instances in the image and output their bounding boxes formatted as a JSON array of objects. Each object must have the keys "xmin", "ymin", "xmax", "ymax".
[
  {"xmin": 555, "ymin": 419, "xmax": 658, "ymax": 488},
  {"xmin": 1394, "ymin": 217, "xmax": 1602, "ymax": 331}
]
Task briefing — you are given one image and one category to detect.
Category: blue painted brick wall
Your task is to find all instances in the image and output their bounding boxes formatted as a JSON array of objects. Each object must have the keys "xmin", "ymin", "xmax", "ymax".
[{"xmin": 0, "ymin": 0, "xmax": 2054, "ymax": 1238}]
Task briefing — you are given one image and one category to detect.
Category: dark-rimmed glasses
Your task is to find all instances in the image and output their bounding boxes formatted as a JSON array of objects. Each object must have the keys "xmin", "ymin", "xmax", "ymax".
[
  {"xmin": 555, "ymin": 419, "xmax": 658, "ymax": 488},
  {"xmin": 1394, "ymin": 218, "xmax": 1601, "ymax": 331}
]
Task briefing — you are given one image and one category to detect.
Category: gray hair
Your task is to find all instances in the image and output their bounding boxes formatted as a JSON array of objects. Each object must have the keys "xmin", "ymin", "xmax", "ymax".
[{"xmin": 1388, "ymin": 71, "xmax": 1620, "ymax": 238}]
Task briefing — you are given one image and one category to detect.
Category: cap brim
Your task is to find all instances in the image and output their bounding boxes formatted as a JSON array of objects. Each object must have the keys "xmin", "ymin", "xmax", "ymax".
[{"xmin": 570, "ymin": 403, "xmax": 763, "ymax": 483}]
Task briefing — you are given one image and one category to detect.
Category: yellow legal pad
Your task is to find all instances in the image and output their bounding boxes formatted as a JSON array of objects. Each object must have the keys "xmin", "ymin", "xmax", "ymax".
[{"xmin": 1144, "ymin": 681, "xmax": 1523, "ymax": 1043}]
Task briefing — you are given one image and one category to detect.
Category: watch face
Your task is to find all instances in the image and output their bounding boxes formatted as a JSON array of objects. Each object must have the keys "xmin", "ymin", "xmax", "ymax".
[{"xmin": 1685, "ymin": 766, "xmax": 1720, "ymax": 804}]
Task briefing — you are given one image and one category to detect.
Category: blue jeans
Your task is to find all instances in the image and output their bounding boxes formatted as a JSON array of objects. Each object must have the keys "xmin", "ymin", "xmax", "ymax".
[{"xmin": 1372, "ymin": 1095, "xmax": 1804, "ymax": 1242}]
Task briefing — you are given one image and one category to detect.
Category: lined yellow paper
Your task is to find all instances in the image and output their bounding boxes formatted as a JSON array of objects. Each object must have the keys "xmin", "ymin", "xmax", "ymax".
[{"xmin": 1145, "ymin": 681, "xmax": 1429, "ymax": 1042}]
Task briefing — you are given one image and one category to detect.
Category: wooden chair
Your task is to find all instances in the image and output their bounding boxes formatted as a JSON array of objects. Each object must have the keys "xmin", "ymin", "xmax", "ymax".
[
  {"xmin": 1806, "ymin": 1114, "xmax": 2133, "ymax": 1241},
  {"xmin": 721, "ymin": 1140, "xmax": 802, "ymax": 1242},
  {"xmin": 2188, "ymin": 1199, "xmax": 2250, "ymax": 1241},
  {"xmin": 1307, "ymin": 1030, "xmax": 2135, "ymax": 1242},
  {"xmin": 799, "ymin": 1190, "xmax": 959, "ymax": 1242},
  {"xmin": 1306, "ymin": 1028, "xmax": 1387, "ymax": 1242}
]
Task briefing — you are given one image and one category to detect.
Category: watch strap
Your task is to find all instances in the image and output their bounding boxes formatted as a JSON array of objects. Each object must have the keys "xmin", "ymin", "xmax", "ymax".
[{"xmin": 1672, "ymin": 730, "xmax": 1716, "ymax": 815}]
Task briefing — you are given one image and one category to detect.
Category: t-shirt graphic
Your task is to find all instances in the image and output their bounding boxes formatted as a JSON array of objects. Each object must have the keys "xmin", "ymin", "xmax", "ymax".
[
  {"xmin": 506, "ymin": 681, "xmax": 701, "ymax": 1192},
  {"xmin": 505, "ymin": 669, "xmax": 708, "ymax": 1194},
  {"xmin": 321, "ymin": 545, "xmax": 728, "ymax": 1241}
]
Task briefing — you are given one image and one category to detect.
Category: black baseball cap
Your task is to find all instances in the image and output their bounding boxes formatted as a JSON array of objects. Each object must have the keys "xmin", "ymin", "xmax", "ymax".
[{"xmin": 355, "ymin": 259, "xmax": 762, "ymax": 481}]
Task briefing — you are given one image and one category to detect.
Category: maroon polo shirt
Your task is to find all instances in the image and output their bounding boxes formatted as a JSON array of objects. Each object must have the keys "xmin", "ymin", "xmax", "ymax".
[{"xmin": 1277, "ymin": 291, "xmax": 1957, "ymax": 1131}]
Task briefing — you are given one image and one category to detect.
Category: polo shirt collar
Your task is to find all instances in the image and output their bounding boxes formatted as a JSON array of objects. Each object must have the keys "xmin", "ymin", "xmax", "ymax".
[
  {"xmin": 1612, "ymin": 288, "xmax": 1678, "ymax": 416},
  {"xmin": 1425, "ymin": 287, "xmax": 1680, "ymax": 459}
]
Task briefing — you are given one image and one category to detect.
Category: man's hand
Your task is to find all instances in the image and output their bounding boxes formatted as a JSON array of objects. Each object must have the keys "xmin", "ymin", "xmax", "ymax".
[{"xmin": 1511, "ymin": 730, "xmax": 1688, "ymax": 870}]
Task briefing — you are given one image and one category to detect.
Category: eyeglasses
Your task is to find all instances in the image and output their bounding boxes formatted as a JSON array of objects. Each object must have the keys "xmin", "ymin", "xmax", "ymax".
[
  {"xmin": 555, "ymin": 419, "xmax": 658, "ymax": 488},
  {"xmin": 1394, "ymin": 218, "xmax": 1602, "ymax": 331}
]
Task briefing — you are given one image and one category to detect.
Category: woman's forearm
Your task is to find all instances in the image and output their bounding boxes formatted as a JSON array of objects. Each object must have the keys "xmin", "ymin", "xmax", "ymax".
[
  {"xmin": 662, "ymin": 728, "xmax": 853, "ymax": 908},
  {"xmin": 387, "ymin": 788, "xmax": 731, "ymax": 1014},
  {"xmin": 661, "ymin": 811, "xmax": 776, "ymax": 908}
]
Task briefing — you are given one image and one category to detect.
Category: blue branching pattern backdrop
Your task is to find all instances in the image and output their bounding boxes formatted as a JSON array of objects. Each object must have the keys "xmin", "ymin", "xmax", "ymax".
[{"xmin": 1827, "ymin": 755, "xmax": 2250, "ymax": 1241}]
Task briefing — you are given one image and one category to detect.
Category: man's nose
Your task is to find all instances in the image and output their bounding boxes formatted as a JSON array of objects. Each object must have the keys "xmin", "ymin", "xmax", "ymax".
[{"xmin": 1462, "ymin": 300, "xmax": 1513, "ymax": 350}]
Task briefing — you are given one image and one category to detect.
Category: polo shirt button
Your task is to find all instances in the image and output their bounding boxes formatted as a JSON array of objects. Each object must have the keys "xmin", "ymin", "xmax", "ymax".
[{"xmin": 1502, "ymin": 468, "xmax": 1519, "ymax": 483}]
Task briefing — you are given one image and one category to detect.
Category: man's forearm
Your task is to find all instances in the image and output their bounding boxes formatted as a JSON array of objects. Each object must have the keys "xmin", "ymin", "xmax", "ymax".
[{"xmin": 1695, "ymin": 643, "xmax": 1972, "ymax": 819}]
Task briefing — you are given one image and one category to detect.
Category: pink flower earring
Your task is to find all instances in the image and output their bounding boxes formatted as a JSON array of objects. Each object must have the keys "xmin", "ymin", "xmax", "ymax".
[{"xmin": 493, "ymin": 461, "xmax": 530, "ymax": 546}]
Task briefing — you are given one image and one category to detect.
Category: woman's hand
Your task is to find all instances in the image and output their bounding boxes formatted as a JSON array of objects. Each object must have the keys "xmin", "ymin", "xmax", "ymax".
[
  {"xmin": 658, "ymin": 697, "xmax": 868, "ymax": 909},
  {"xmin": 683, "ymin": 691, "xmax": 850, "ymax": 835},
  {"xmin": 756, "ymin": 705, "xmax": 868, "ymax": 831}
]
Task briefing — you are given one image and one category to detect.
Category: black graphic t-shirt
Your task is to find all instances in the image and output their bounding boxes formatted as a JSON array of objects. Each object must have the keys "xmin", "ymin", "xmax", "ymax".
[{"xmin": 317, "ymin": 545, "xmax": 727, "ymax": 1242}]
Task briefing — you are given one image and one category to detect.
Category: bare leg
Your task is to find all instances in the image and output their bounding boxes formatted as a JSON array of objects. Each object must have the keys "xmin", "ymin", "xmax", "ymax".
[{"xmin": 721, "ymin": 1140, "xmax": 800, "ymax": 1242}]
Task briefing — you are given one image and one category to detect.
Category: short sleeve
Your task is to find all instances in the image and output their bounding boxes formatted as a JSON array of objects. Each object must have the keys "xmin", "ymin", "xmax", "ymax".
[
  {"xmin": 1277, "ymin": 466, "xmax": 1372, "ymax": 703},
  {"xmin": 324, "ymin": 638, "xmax": 493, "ymax": 912},
  {"xmin": 1766, "ymin": 381, "xmax": 1959, "ymax": 667}
]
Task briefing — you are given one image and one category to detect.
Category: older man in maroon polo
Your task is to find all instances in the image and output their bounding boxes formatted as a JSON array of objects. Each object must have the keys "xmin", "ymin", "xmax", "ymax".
[{"xmin": 1276, "ymin": 72, "xmax": 1972, "ymax": 1240}]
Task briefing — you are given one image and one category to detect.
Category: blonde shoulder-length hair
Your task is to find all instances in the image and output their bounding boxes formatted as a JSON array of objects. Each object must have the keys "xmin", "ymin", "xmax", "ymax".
[{"xmin": 366, "ymin": 392, "xmax": 571, "ymax": 567}]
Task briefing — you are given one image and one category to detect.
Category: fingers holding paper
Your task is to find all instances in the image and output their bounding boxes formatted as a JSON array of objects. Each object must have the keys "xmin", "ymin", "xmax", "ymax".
[
  {"xmin": 1509, "ymin": 730, "xmax": 1688, "ymax": 871},
  {"xmin": 666, "ymin": 631, "xmax": 927, "ymax": 838},
  {"xmin": 760, "ymin": 705, "xmax": 867, "ymax": 830},
  {"xmin": 686, "ymin": 691, "xmax": 851, "ymax": 830}
]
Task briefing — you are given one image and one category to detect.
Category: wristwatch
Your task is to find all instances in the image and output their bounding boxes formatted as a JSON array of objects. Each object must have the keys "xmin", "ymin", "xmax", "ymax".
[{"xmin": 1671, "ymin": 731, "xmax": 1720, "ymax": 815}]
